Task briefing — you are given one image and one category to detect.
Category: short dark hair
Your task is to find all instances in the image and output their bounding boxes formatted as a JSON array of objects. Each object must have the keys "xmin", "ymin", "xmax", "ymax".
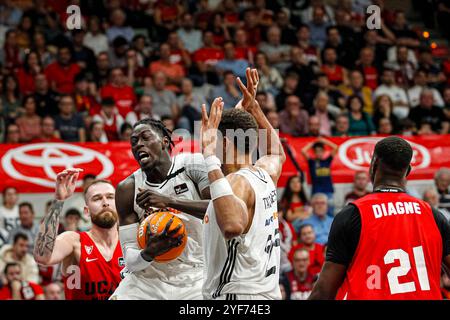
[
  {"xmin": 374, "ymin": 136, "xmax": 413, "ymax": 171},
  {"xmin": 133, "ymin": 118, "xmax": 175, "ymax": 150},
  {"xmin": 218, "ymin": 109, "xmax": 258, "ymax": 154},
  {"xmin": 313, "ymin": 142, "xmax": 325, "ymax": 150},
  {"xmin": 13, "ymin": 232, "xmax": 28, "ymax": 244},
  {"xmin": 19, "ymin": 202, "xmax": 34, "ymax": 214},
  {"xmin": 120, "ymin": 122, "xmax": 132, "ymax": 135},
  {"xmin": 65, "ymin": 208, "xmax": 81, "ymax": 218},
  {"xmin": 83, "ymin": 174, "xmax": 97, "ymax": 182},
  {"xmin": 299, "ymin": 223, "xmax": 314, "ymax": 235},
  {"xmin": 2, "ymin": 186, "xmax": 17, "ymax": 197},
  {"xmin": 101, "ymin": 97, "xmax": 115, "ymax": 106},
  {"xmin": 4, "ymin": 262, "xmax": 20, "ymax": 274}
]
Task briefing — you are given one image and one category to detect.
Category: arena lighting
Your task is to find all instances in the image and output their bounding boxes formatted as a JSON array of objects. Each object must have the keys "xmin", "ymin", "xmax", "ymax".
[
  {"xmin": 431, "ymin": 42, "xmax": 437, "ymax": 49},
  {"xmin": 423, "ymin": 31, "xmax": 430, "ymax": 39}
]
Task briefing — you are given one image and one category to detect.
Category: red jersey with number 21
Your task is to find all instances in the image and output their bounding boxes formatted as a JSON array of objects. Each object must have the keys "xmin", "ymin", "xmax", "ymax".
[
  {"xmin": 64, "ymin": 232, "xmax": 124, "ymax": 300},
  {"xmin": 337, "ymin": 192, "xmax": 442, "ymax": 300}
]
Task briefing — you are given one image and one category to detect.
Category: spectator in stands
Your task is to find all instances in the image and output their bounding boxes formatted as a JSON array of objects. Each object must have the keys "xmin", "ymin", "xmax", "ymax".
[
  {"xmin": 307, "ymin": 6, "xmax": 331, "ymax": 49},
  {"xmin": 259, "ymin": 25, "xmax": 291, "ymax": 74},
  {"xmin": 281, "ymin": 248, "xmax": 316, "ymax": 300},
  {"xmin": 374, "ymin": 68, "xmax": 409, "ymax": 119},
  {"xmin": 289, "ymin": 224, "xmax": 325, "ymax": 275},
  {"xmin": 1, "ymin": 29, "xmax": 21, "ymax": 72},
  {"xmin": 312, "ymin": 92, "xmax": 340, "ymax": 136},
  {"xmin": 0, "ymin": 233, "xmax": 39, "ymax": 283},
  {"xmin": 120, "ymin": 123, "xmax": 133, "ymax": 142},
  {"xmin": 124, "ymin": 47, "xmax": 148, "ymax": 86},
  {"xmin": 280, "ymin": 175, "xmax": 310, "ymax": 223},
  {"xmin": 1, "ymin": 74, "xmax": 22, "ymax": 122},
  {"xmin": 266, "ymin": 110, "xmax": 280, "ymax": 130},
  {"xmin": 211, "ymin": 70, "xmax": 241, "ymax": 109},
  {"xmin": 423, "ymin": 187, "xmax": 446, "ymax": 219},
  {"xmin": 0, "ymin": 187, "xmax": 19, "ymax": 246},
  {"xmin": 15, "ymin": 95, "xmax": 42, "ymax": 142},
  {"xmin": 332, "ymin": 114, "xmax": 350, "ymax": 137},
  {"xmin": 43, "ymin": 283, "xmax": 63, "ymax": 300},
  {"xmin": 378, "ymin": 118, "xmax": 394, "ymax": 135},
  {"xmin": 301, "ymin": 138, "xmax": 337, "ymax": 201},
  {"xmin": 435, "ymin": 168, "xmax": 450, "ymax": 218},
  {"xmin": 0, "ymin": 1, "xmax": 22, "ymax": 27},
  {"xmin": 149, "ymin": 43, "xmax": 185, "ymax": 92},
  {"xmin": 17, "ymin": 50, "xmax": 42, "ymax": 95},
  {"xmin": 146, "ymin": 71, "xmax": 179, "ymax": 119},
  {"xmin": 108, "ymin": 36, "xmax": 128, "ymax": 69},
  {"xmin": 387, "ymin": 45, "xmax": 416, "ymax": 87},
  {"xmin": 7, "ymin": 203, "xmax": 39, "ymax": 252},
  {"xmin": 93, "ymin": 52, "xmax": 111, "ymax": 88},
  {"xmin": 408, "ymin": 69, "xmax": 445, "ymax": 108},
  {"xmin": 71, "ymin": 29, "xmax": 96, "ymax": 72},
  {"xmin": 92, "ymin": 97, "xmax": 124, "ymax": 142},
  {"xmin": 278, "ymin": 95, "xmax": 309, "ymax": 137},
  {"xmin": 321, "ymin": 47, "xmax": 348, "ymax": 87},
  {"xmin": 254, "ymin": 51, "xmax": 283, "ymax": 96},
  {"xmin": 88, "ymin": 121, "xmax": 108, "ymax": 143},
  {"xmin": 372, "ymin": 94, "xmax": 399, "ymax": 133},
  {"xmin": 0, "ymin": 263, "xmax": 44, "ymax": 300},
  {"xmin": 64, "ymin": 209, "xmax": 82, "ymax": 232},
  {"xmin": 106, "ymin": 8, "xmax": 134, "ymax": 43},
  {"xmin": 44, "ymin": 45, "xmax": 80, "ymax": 94},
  {"xmin": 215, "ymin": 41, "xmax": 249, "ymax": 79},
  {"xmin": 177, "ymin": 78, "xmax": 207, "ymax": 132},
  {"xmin": 33, "ymin": 73, "xmax": 59, "ymax": 117},
  {"xmin": 32, "ymin": 31, "xmax": 54, "ymax": 68},
  {"xmin": 356, "ymin": 47, "xmax": 379, "ymax": 90},
  {"xmin": 286, "ymin": 46, "xmax": 316, "ymax": 98},
  {"xmin": 339, "ymin": 69, "xmax": 373, "ymax": 114},
  {"xmin": 306, "ymin": 115, "xmax": 321, "ymax": 137},
  {"xmin": 418, "ymin": 47, "xmax": 446, "ymax": 88},
  {"xmin": 126, "ymin": 94, "xmax": 156, "ymax": 126},
  {"xmin": 296, "ymin": 24, "xmax": 319, "ymax": 65},
  {"xmin": 73, "ymin": 74, "xmax": 101, "ymax": 116},
  {"xmin": 192, "ymin": 31, "xmax": 224, "ymax": 83},
  {"xmin": 32, "ymin": 116, "xmax": 61, "ymax": 143},
  {"xmin": 234, "ymin": 28, "xmax": 257, "ymax": 64},
  {"xmin": 344, "ymin": 171, "xmax": 370, "ymax": 204},
  {"xmin": 324, "ymin": 25, "xmax": 354, "ymax": 69},
  {"xmin": 346, "ymin": 95, "xmax": 376, "ymax": 136},
  {"xmin": 241, "ymin": 8, "xmax": 262, "ymax": 46},
  {"xmin": 53, "ymin": 95, "xmax": 86, "ymax": 142},
  {"xmin": 177, "ymin": 13, "xmax": 203, "ymax": 53},
  {"xmin": 83, "ymin": 16, "xmax": 109, "ymax": 56},
  {"xmin": 390, "ymin": 10, "xmax": 420, "ymax": 49},
  {"xmin": 409, "ymin": 89, "xmax": 449, "ymax": 134},
  {"xmin": 4, "ymin": 124, "xmax": 20, "ymax": 144}
]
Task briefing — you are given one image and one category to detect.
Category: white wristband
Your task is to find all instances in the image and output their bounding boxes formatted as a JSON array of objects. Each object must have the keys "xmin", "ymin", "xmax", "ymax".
[
  {"xmin": 204, "ymin": 155, "xmax": 221, "ymax": 173},
  {"xmin": 210, "ymin": 178, "xmax": 234, "ymax": 201}
]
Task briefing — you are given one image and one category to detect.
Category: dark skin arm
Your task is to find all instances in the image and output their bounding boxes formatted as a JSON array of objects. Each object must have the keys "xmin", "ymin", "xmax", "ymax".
[{"xmin": 308, "ymin": 261, "xmax": 347, "ymax": 300}]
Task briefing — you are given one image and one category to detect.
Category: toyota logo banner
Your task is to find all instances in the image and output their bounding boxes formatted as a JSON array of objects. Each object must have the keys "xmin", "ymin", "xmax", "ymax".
[{"xmin": 0, "ymin": 135, "xmax": 448, "ymax": 193}]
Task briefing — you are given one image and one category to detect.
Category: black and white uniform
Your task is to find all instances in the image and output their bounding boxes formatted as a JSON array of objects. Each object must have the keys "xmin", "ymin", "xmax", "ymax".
[{"xmin": 202, "ymin": 167, "xmax": 282, "ymax": 300}]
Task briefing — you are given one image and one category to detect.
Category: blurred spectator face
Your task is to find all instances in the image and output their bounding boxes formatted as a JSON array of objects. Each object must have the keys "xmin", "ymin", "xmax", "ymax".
[
  {"xmin": 111, "ymin": 9, "xmax": 126, "ymax": 27},
  {"xmin": 285, "ymin": 96, "xmax": 301, "ymax": 116},
  {"xmin": 377, "ymin": 95, "xmax": 392, "ymax": 113},
  {"xmin": 59, "ymin": 96, "xmax": 75, "ymax": 115},
  {"xmin": 413, "ymin": 71, "xmax": 427, "ymax": 87},
  {"xmin": 419, "ymin": 91, "xmax": 434, "ymax": 108},
  {"xmin": 13, "ymin": 237, "xmax": 29, "ymax": 259},
  {"xmin": 162, "ymin": 118, "xmax": 175, "ymax": 132},
  {"xmin": 354, "ymin": 172, "xmax": 369, "ymax": 191},
  {"xmin": 313, "ymin": 143, "xmax": 325, "ymax": 159},
  {"xmin": 44, "ymin": 283, "xmax": 63, "ymax": 300},
  {"xmin": 323, "ymin": 48, "xmax": 337, "ymax": 64},
  {"xmin": 224, "ymin": 42, "xmax": 236, "ymax": 60},
  {"xmin": 382, "ymin": 70, "xmax": 395, "ymax": 85},
  {"xmin": 364, "ymin": 30, "xmax": 378, "ymax": 46},
  {"xmin": 317, "ymin": 75, "xmax": 329, "ymax": 89},
  {"xmin": 75, "ymin": 78, "xmax": 89, "ymax": 93},
  {"xmin": 110, "ymin": 68, "xmax": 125, "ymax": 86},
  {"xmin": 244, "ymin": 10, "xmax": 257, "ymax": 28},
  {"xmin": 335, "ymin": 115, "xmax": 349, "ymax": 134},
  {"xmin": 97, "ymin": 53, "xmax": 110, "ymax": 70},
  {"xmin": 423, "ymin": 188, "xmax": 439, "ymax": 207},
  {"xmin": 293, "ymin": 250, "xmax": 310, "ymax": 274},
  {"xmin": 27, "ymin": 52, "xmax": 39, "ymax": 71},
  {"xmin": 181, "ymin": 79, "xmax": 193, "ymax": 95},
  {"xmin": 297, "ymin": 26, "xmax": 310, "ymax": 42},
  {"xmin": 349, "ymin": 97, "xmax": 363, "ymax": 113},
  {"xmin": 360, "ymin": 47, "xmax": 375, "ymax": 65},
  {"xmin": 91, "ymin": 122, "xmax": 105, "ymax": 140},
  {"xmin": 133, "ymin": 36, "xmax": 146, "ymax": 51},
  {"xmin": 65, "ymin": 212, "xmax": 81, "ymax": 231},
  {"xmin": 181, "ymin": 13, "xmax": 194, "ymax": 30},
  {"xmin": 35, "ymin": 74, "xmax": 48, "ymax": 92},
  {"xmin": 42, "ymin": 117, "xmax": 55, "ymax": 136},
  {"xmin": 102, "ymin": 103, "xmax": 115, "ymax": 117},
  {"xmin": 73, "ymin": 31, "xmax": 85, "ymax": 46},
  {"xmin": 88, "ymin": 16, "xmax": 101, "ymax": 33},
  {"xmin": 167, "ymin": 33, "xmax": 179, "ymax": 48},
  {"xmin": 19, "ymin": 205, "xmax": 34, "ymax": 228},
  {"xmin": 121, "ymin": 126, "xmax": 133, "ymax": 141},
  {"xmin": 378, "ymin": 118, "xmax": 393, "ymax": 134},
  {"xmin": 266, "ymin": 111, "xmax": 279, "ymax": 129},
  {"xmin": 203, "ymin": 31, "xmax": 215, "ymax": 47},
  {"xmin": 5, "ymin": 30, "xmax": 17, "ymax": 46},
  {"xmin": 285, "ymin": 75, "xmax": 299, "ymax": 91},
  {"xmin": 276, "ymin": 10, "xmax": 290, "ymax": 27},
  {"xmin": 256, "ymin": 93, "xmax": 272, "ymax": 112},
  {"xmin": 308, "ymin": 116, "xmax": 321, "ymax": 136},
  {"xmin": 300, "ymin": 225, "xmax": 316, "ymax": 245},
  {"xmin": 327, "ymin": 28, "xmax": 340, "ymax": 45},
  {"xmin": 33, "ymin": 32, "xmax": 46, "ymax": 48},
  {"xmin": 5, "ymin": 75, "xmax": 17, "ymax": 91},
  {"xmin": 138, "ymin": 95, "xmax": 153, "ymax": 114},
  {"xmin": 435, "ymin": 170, "xmax": 450, "ymax": 193},
  {"xmin": 419, "ymin": 51, "xmax": 434, "ymax": 65},
  {"xmin": 397, "ymin": 46, "xmax": 408, "ymax": 64},
  {"xmin": 5, "ymin": 265, "xmax": 21, "ymax": 283},
  {"xmin": 394, "ymin": 11, "xmax": 406, "ymax": 28},
  {"xmin": 312, "ymin": 195, "xmax": 328, "ymax": 217},
  {"xmin": 314, "ymin": 93, "xmax": 329, "ymax": 112},
  {"xmin": 159, "ymin": 43, "xmax": 171, "ymax": 61},
  {"xmin": 267, "ymin": 26, "xmax": 281, "ymax": 45},
  {"xmin": 153, "ymin": 72, "xmax": 167, "ymax": 90},
  {"xmin": 3, "ymin": 187, "xmax": 18, "ymax": 207},
  {"xmin": 24, "ymin": 97, "xmax": 37, "ymax": 115},
  {"xmin": 442, "ymin": 272, "xmax": 450, "ymax": 291},
  {"xmin": 289, "ymin": 176, "xmax": 302, "ymax": 193},
  {"xmin": 350, "ymin": 71, "xmax": 364, "ymax": 89},
  {"xmin": 6, "ymin": 124, "xmax": 20, "ymax": 143},
  {"xmin": 291, "ymin": 46, "xmax": 305, "ymax": 65},
  {"xmin": 444, "ymin": 88, "xmax": 450, "ymax": 104},
  {"xmin": 312, "ymin": 7, "xmax": 325, "ymax": 24},
  {"xmin": 234, "ymin": 29, "xmax": 247, "ymax": 46},
  {"xmin": 224, "ymin": 73, "xmax": 235, "ymax": 86},
  {"xmin": 58, "ymin": 47, "xmax": 72, "ymax": 66},
  {"xmin": 255, "ymin": 53, "xmax": 267, "ymax": 68}
]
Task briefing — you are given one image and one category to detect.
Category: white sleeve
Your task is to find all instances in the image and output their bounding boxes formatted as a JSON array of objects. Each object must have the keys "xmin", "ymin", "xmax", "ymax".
[
  {"xmin": 119, "ymin": 223, "xmax": 152, "ymax": 273},
  {"xmin": 184, "ymin": 153, "xmax": 210, "ymax": 194}
]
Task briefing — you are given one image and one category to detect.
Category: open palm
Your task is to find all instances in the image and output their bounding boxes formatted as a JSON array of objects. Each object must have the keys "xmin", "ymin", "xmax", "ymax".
[{"xmin": 201, "ymin": 97, "xmax": 224, "ymax": 158}]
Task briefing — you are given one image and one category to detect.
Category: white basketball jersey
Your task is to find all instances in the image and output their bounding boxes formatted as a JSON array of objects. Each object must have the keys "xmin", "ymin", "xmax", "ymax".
[
  {"xmin": 132, "ymin": 153, "xmax": 206, "ymax": 283},
  {"xmin": 202, "ymin": 167, "xmax": 281, "ymax": 299}
]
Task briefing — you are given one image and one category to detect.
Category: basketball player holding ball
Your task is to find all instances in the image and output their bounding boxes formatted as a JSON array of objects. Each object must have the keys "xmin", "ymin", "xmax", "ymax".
[
  {"xmin": 201, "ymin": 68, "xmax": 286, "ymax": 300},
  {"xmin": 111, "ymin": 118, "xmax": 211, "ymax": 300}
]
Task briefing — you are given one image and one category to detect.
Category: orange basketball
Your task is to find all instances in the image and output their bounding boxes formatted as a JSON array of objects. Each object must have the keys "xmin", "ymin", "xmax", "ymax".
[{"xmin": 137, "ymin": 211, "xmax": 187, "ymax": 262}]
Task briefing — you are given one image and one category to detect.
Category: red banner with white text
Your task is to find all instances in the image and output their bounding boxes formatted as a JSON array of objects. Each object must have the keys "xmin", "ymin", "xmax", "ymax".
[{"xmin": 0, "ymin": 135, "xmax": 448, "ymax": 193}]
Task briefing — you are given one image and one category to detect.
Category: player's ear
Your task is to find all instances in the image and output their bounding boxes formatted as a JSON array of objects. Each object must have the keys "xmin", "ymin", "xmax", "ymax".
[
  {"xmin": 161, "ymin": 136, "xmax": 169, "ymax": 150},
  {"xmin": 83, "ymin": 206, "xmax": 90, "ymax": 218}
]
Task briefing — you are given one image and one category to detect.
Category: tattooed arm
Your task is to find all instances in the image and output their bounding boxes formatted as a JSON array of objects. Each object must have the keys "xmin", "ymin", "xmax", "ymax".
[{"xmin": 33, "ymin": 168, "xmax": 83, "ymax": 265}]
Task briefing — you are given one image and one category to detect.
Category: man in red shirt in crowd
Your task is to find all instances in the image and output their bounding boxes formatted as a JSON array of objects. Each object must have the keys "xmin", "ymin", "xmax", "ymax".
[
  {"xmin": 100, "ymin": 67, "xmax": 136, "ymax": 119},
  {"xmin": 31, "ymin": 116, "xmax": 62, "ymax": 143},
  {"xmin": 74, "ymin": 74, "xmax": 101, "ymax": 116},
  {"xmin": 193, "ymin": 31, "xmax": 224, "ymax": 70},
  {"xmin": 44, "ymin": 45, "xmax": 81, "ymax": 94},
  {"xmin": 289, "ymin": 224, "xmax": 325, "ymax": 275},
  {"xmin": 344, "ymin": 171, "xmax": 370, "ymax": 204},
  {"xmin": 282, "ymin": 248, "xmax": 317, "ymax": 300},
  {"xmin": 92, "ymin": 98, "xmax": 124, "ymax": 141},
  {"xmin": 0, "ymin": 263, "xmax": 44, "ymax": 300}
]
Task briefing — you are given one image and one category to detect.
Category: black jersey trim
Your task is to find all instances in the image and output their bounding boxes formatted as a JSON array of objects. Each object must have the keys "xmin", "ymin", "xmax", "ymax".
[
  {"xmin": 213, "ymin": 239, "xmax": 239, "ymax": 299},
  {"xmin": 240, "ymin": 167, "xmax": 268, "ymax": 184}
]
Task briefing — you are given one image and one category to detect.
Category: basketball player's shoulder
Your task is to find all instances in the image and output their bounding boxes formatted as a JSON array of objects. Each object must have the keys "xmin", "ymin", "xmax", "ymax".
[
  {"xmin": 117, "ymin": 172, "xmax": 136, "ymax": 191},
  {"xmin": 175, "ymin": 152, "xmax": 206, "ymax": 167},
  {"xmin": 58, "ymin": 230, "xmax": 80, "ymax": 244}
]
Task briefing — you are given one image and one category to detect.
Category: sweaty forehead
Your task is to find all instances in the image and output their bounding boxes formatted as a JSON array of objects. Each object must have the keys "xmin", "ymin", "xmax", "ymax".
[
  {"xmin": 131, "ymin": 124, "xmax": 162, "ymax": 139},
  {"xmin": 86, "ymin": 182, "xmax": 115, "ymax": 199}
]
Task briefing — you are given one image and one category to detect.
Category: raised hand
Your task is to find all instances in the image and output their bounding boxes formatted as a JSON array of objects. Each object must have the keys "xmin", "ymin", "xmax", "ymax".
[
  {"xmin": 55, "ymin": 168, "xmax": 84, "ymax": 201},
  {"xmin": 236, "ymin": 67, "xmax": 260, "ymax": 112},
  {"xmin": 141, "ymin": 217, "xmax": 184, "ymax": 260},
  {"xmin": 201, "ymin": 97, "xmax": 224, "ymax": 158}
]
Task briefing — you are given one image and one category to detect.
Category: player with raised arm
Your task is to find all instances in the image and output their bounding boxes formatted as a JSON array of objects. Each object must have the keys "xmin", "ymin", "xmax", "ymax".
[
  {"xmin": 202, "ymin": 68, "xmax": 286, "ymax": 300},
  {"xmin": 111, "ymin": 118, "xmax": 211, "ymax": 300},
  {"xmin": 309, "ymin": 136, "xmax": 450, "ymax": 300}
]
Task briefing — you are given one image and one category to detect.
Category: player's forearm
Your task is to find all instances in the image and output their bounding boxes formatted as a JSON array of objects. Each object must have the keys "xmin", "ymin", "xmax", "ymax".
[
  {"xmin": 249, "ymin": 106, "xmax": 286, "ymax": 162},
  {"xmin": 33, "ymin": 200, "xmax": 64, "ymax": 263},
  {"xmin": 168, "ymin": 198, "xmax": 210, "ymax": 219}
]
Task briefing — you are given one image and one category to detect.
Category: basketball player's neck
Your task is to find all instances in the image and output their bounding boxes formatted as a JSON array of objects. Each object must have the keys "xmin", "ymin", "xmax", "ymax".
[
  {"xmin": 372, "ymin": 176, "xmax": 406, "ymax": 192},
  {"xmin": 144, "ymin": 154, "xmax": 172, "ymax": 184},
  {"xmin": 222, "ymin": 152, "xmax": 253, "ymax": 175},
  {"xmin": 89, "ymin": 224, "xmax": 118, "ymax": 247}
]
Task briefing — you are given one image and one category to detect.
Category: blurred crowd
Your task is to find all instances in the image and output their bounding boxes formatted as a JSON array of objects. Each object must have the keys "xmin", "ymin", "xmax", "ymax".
[{"xmin": 0, "ymin": 0, "xmax": 450, "ymax": 300}]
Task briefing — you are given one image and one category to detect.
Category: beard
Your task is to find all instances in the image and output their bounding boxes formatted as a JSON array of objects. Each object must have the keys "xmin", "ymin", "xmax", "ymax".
[{"xmin": 91, "ymin": 208, "xmax": 118, "ymax": 229}]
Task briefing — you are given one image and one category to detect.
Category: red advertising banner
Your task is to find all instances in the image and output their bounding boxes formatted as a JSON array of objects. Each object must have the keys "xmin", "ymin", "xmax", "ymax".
[{"xmin": 0, "ymin": 135, "xmax": 448, "ymax": 193}]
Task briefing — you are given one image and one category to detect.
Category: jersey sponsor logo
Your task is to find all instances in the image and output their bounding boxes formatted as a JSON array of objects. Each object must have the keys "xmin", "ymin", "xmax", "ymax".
[
  {"xmin": 83, "ymin": 281, "xmax": 119, "ymax": 298},
  {"xmin": 85, "ymin": 245, "xmax": 93, "ymax": 255},
  {"xmin": 174, "ymin": 183, "xmax": 189, "ymax": 195},
  {"xmin": 338, "ymin": 137, "xmax": 430, "ymax": 171},
  {"xmin": 262, "ymin": 190, "xmax": 278, "ymax": 210},
  {"xmin": 86, "ymin": 257, "xmax": 98, "ymax": 263},
  {"xmin": 265, "ymin": 212, "xmax": 278, "ymax": 226},
  {"xmin": 372, "ymin": 202, "xmax": 422, "ymax": 219},
  {"xmin": 1, "ymin": 143, "xmax": 114, "ymax": 188}
]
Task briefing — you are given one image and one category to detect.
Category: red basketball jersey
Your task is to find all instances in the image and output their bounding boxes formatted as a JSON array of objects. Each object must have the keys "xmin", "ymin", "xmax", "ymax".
[
  {"xmin": 64, "ymin": 232, "xmax": 124, "ymax": 300},
  {"xmin": 337, "ymin": 192, "xmax": 443, "ymax": 300}
]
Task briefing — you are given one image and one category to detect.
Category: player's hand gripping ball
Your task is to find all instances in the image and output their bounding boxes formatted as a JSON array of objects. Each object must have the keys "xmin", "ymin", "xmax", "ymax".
[{"xmin": 137, "ymin": 211, "xmax": 187, "ymax": 262}]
